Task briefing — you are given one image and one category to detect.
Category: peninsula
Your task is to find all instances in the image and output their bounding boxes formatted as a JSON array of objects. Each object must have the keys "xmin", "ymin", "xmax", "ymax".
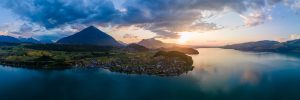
[{"xmin": 0, "ymin": 26, "xmax": 196, "ymax": 76}]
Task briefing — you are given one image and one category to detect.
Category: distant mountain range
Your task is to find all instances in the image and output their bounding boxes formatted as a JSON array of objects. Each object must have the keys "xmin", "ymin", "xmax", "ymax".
[
  {"xmin": 223, "ymin": 39, "xmax": 300, "ymax": 52},
  {"xmin": 0, "ymin": 35, "xmax": 21, "ymax": 43},
  {"xmin": 18, "ymin": 37, "xmax": 40, "ymax": 43},
  {"xmin": 0, "ymin": 35, "xmax": 44, "ymax": 44},
  {"xmin": 57, "ymin": 26, "xmax": 122, "ymax": 46}
]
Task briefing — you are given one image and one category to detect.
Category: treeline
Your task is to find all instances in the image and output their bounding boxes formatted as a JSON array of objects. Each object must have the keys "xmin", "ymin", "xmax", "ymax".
[
  {"xmin": 154, "ymin": 51, "xmax": 193, "ymax": 66},
  {"xmin": 24, "ymin": 44, "xmax": 116, "ymax": 52},
  {"xmin": 0, "ymin": 42, "xmax": 20, "ymax": 46}
]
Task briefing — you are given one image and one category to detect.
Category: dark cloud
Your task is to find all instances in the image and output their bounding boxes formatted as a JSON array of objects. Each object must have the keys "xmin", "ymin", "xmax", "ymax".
[
  {"xmin": 19, "ymin": 23, "xmax": 33, "ymax": 33},
  {"xmin": 9, "ymin": 32, "xmax": 22, "ymax": 35},
  {"xmin": 69, "ymin": 24, "xmax": 86, "ymax": 31},
  {"xmin": 0, "ymin": 0, "xmax": 284, "ymax": 38},
  {"xmin": 0, "ymin": 0, "xmax": 119, "ymax": 29}
]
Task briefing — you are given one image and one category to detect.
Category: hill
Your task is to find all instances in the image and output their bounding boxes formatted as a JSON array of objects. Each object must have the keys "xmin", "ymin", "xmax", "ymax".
[
  {"xmin": 137, "ymin": 38, "xmax": 199, "ymax": 54},
  {"xmin": 271, "ymin": 39, "xmax": 300, "ymax": 52},
  {"xmin": 124, "ymin": 43, "xmax": 149, "ymax": 52},
  {"xmin": 224, "ymin": 40, "xmax": 280, "ymax": 52},
  {"xmin": 223, "ymin": 39, "xmax": 300, "ymax": 52},
  {"xmin": 137, "ymin": 38, "xmax": 176, "ymax": 49}
]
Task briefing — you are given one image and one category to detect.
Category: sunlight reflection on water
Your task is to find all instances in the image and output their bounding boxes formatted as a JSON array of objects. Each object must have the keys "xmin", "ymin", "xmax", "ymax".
[{"xmin": 185, "ymin": 48, "xmax": 300, "ymax": 93}]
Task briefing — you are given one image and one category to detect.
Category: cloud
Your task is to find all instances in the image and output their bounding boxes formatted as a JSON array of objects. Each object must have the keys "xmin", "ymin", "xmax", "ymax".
[
  {"xmin": 241, "ymin": 10, "xmax": 273, "ymax": 27},
  {"xmin": 19, "ymin": 23, "xmax": 33, "ymax": 33},
  {"xmin": 0, "ymin": 21, "xmax": 33, "ymax": 36},
  {"xmin": 0, "ymin": 31, "xmax": 7, "ymax": 35},
  {"xmin": 0, "ymin": 0, "xmax": 285, "ymax": 38},
  {"xmin": 276, "ymin": 37, "xmax": 288, "ymax": 42},
  {"xmin": 286, "ymin": 0, "xmax": 300, "ymax": 10},
  {"xmin": 191, "ymin": 21, "xmax": 223, "ymax": 31},
  {"xmin": 123, "ymin": 34, "xmax": 138, "ymax": 39},
  {"xmin": 0, "ymin": 22, "xmax": 20, "ymax": 32},
  {"xmin": 289, "ymin": 34, "xmax": 300, "ymax": 40},
  {"xmin": 0, "ymin": 0, "xmax": 119, "ymax": 29},
  {"xmin": 118, "ymin": 0, "xmax": 283, "ymax": 37},
  {"xmin": 275, "ymin": 33, "xmax": 300, "ymax": 42}
]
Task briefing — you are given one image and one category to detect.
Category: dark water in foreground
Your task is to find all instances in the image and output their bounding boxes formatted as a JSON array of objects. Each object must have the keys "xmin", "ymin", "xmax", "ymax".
[{"xmin": 1, "ymin": 48, "xmax": 300, "ymax": 100}]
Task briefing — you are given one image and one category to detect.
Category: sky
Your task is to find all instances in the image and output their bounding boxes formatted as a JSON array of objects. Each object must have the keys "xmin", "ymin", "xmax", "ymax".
[{"xmin": 0, "ymin": 0, "xmax": 300, "ymax": 46}]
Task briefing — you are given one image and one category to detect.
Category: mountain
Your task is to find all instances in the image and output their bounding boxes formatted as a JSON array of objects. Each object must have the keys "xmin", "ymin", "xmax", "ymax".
[
  {"xmin": 271, "ymin": 39, "xmax": 300, "ymax": 52},
  {"xmin": 224, "ymin": 40, "xmax": 280, "ymax": 52},
  {"xmin": 137, "ymin": 38, "xmax": 199, "ymax": 54},
  {"xmin": 57, "ymin": 26, "xmax": 122, "ymax": 46},
  {"xmin": 124, "ymin": 43, "xmax": 149, "ymax": 52},
  {"xmin": 18, "ymin": 37, "xmax": 40, "ymax": 43},
  {"xmin": 0, "ymin": 35, "xmax": 21, "ymax": 43},
  {"xmin": 223, "ymin": 39, "xmax": 300, "ymax": 52},
  {"xmin": 137, "ymin": 38, "xmax": 176, "ymax": 49}
]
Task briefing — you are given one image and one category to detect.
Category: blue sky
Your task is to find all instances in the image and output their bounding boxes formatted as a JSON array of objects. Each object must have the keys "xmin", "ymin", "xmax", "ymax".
[{"xmin": 0, "ymin": 0, "xmax": 300, "ymax": 46}]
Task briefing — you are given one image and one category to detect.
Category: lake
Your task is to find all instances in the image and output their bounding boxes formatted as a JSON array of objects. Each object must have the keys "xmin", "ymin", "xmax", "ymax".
[{"xmin": 1, "ymin": 48, "xmax": 300, "ymax": 100}]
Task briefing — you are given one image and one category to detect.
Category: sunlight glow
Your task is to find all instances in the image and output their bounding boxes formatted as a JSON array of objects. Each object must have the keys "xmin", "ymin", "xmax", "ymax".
[{"xmin": 178, "ymin": 32, "xmax": 194, "ymax": 44}]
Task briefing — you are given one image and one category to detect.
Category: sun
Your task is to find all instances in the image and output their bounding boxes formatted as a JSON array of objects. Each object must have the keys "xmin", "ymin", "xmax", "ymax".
[{"xmin": 178, "ymin": 32, "xmax": 193, "ymax": 44}]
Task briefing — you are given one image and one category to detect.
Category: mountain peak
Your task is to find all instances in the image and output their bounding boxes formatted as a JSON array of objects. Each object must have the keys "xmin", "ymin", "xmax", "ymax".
[
  {"xmin": 57, "ymin": 26, "xmax": 122, "ymax": 46},
  {"xmin": 86, "ymin": 25, "xmax": 98, "ymax": 29},
  {"xmin": 84, "ymin": 26, "xmax": 100, "ymax": 31}
]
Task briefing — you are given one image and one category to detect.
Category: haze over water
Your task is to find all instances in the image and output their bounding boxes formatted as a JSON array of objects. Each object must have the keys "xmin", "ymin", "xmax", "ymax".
[{"xmin": 1, "ymin": 48, "xmax": 300, "ymax": 100}]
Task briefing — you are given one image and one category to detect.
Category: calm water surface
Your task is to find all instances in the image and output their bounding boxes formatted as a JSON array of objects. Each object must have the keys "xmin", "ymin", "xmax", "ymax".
[{"xmin": 1, "ymin": 48, "xmax": 300, "ymax": 100}]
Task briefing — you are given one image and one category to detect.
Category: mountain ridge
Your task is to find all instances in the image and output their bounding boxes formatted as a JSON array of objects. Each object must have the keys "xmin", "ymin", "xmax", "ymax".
[
  {"xmin": 223, "ymin": 39, "xmax": 300, "ymax": 52},
  {"xmin": 0, "ymin": 35, "xmax": 21, "ymax": 43},
  {"xmin": 18, "ymin": 37, "xmax": 40, "ymax": 43}
]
